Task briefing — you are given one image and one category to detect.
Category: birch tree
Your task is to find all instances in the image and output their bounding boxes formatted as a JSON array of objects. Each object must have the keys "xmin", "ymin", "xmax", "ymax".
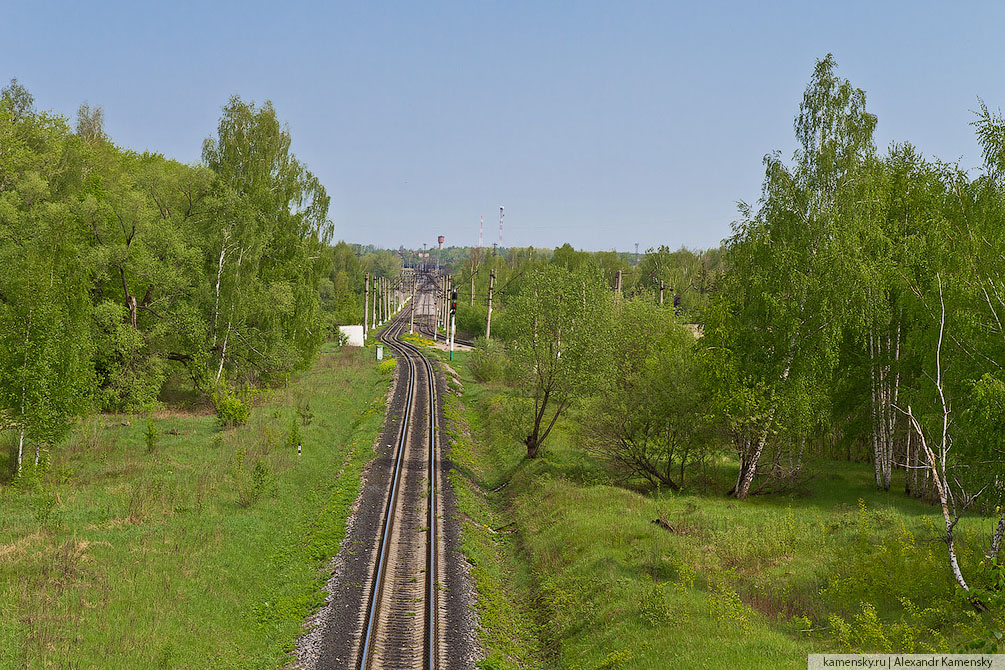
[
  {"xmin": 0, "ymin": 85, "xmax": 92, "ymax": 476},
  {"xmin": 719, "ymin": 54, "xmax": 878, "ymax": 499},
  {"xmin": 201, "ymin": 96, "xmax": 333, "ymax": 385}
]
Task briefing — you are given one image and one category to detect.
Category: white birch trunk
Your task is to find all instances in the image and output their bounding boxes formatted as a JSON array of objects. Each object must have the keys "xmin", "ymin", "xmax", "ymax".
[
  {"xmin": 17, "ymin": 424, "xmax": 25, "ymax": 477},
  {"xmin": 880, "ymin": 331, "xmax": 892, "ymax": 489},
  {"xmin": 903, "ymin": 277, "xmax": 979, "ymax": 601},
  {"xmin": 216, "ymin": 326, "xmax": 230, "ymax": 385},
  {"xmin": 215, "ymin": 246, "xmax": 242, "ymax": 385},
  {"xmin": 736, "ymin": 348, "xmax": 793, "ymax": 499},
  {"xmin": 212, "ymin": 232, "xmax": 230, "ymax": 347},
  {"xmin": 888, "ymin": 317, "xmax": 902, "ymax": 490},
  {"xmin": 989, "ymin": 512, "xmax": 1005, "ymax": 561},
  {"xmin": 906, "ymin": 406, "xmax": 970, "ymax": 592},
  {"xmin": 869, "ymin": 329, "xmax": 882, "ymax": 488},
  {"xmin": 17, "ymin": 308, "xmax": 32, "ymax": 477}
]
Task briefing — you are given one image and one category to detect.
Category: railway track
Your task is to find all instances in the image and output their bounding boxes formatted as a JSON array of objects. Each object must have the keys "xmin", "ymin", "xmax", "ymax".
[
  {"xmin": 413, "ymin": 320, "xmax": 474, "ymax": 348},
  {"xmin": 356, "ymin": 302, "xmax": 444, "ymax": 670}
]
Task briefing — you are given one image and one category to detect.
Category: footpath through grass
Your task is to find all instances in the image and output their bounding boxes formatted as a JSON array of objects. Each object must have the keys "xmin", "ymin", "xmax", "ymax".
[
  {"xmin": 0, "ymin": 346, "xmax": 391, "ymax": 669},
  {"xmin": 437, "ymin": 349, "xmax": 1005, "ymax": 670}
]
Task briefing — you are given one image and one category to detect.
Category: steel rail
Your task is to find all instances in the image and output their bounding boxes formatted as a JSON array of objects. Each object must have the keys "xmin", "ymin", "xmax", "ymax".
[
  {"xmin": 357, "ymin": 315, "xmax": 414, "ymax": 669},
  {"xmin": 358, "ymin": 298, "xmax": 440, "ymax": 670},
  {"xmin": 389, "ymin": 301, "xmax": 440, "ymax": 670}
]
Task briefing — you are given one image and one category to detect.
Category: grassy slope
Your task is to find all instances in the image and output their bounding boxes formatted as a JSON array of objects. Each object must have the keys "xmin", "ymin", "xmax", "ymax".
[
  {"xmin": 0, "ymin": 347, "xmax": 390, "ymax": 669},
  {"xmin": 439, "ymin": 348, "xmax": 1004, "ymax": 670}
]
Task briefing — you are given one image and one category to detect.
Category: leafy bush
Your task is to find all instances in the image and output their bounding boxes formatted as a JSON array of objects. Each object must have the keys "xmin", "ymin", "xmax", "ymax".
[
  {"xmin": 708, "ymin": 580, "xmax": 752, "ymax": 631},
  {"xmin": 237, "ymin": 460, "xmax": 271, "ymax": 508},
  {"xmin": 330, "ymin": 326, "xmax": 349, "ymax": 347},
  {"xmin": 144, "ymin": 417, "xmax": 159, "ymax": 453},
  {"xmin": 213, "ymin": 380, "xmax": 252, "ymax": 427},
  {"xmin": 469, "ymin": 337, "xmax": 508, "ymax": 382},
  {"xmin": 92, "ymin": 300, "xmax": 166, "ymax": 411},
  {"xmin": 455, "ymin": 302, "xmax": 486, "ymax": 337},
  {"xmin": 639, "ymin": 582, "xmax": 672, "ymax": 625},
  {"xmin": 13, "ymin": 448, "xmax": 51, "ymax": 492}
]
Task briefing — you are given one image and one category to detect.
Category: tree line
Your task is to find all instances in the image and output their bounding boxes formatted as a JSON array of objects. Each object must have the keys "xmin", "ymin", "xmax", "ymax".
[
  {"xmin": 473, "ymin": 55, "xmax": 1005, "ymax": 604},
  {"xmin": 0, "ymin": 80, "xmax": 338, "ymax": 477}
]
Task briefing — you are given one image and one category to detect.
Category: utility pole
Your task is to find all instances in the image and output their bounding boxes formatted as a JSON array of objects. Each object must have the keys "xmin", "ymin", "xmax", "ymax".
[
  {"xmin": 486, "ymin": 269, "xmax": 495, "ymax": 339},
  {"xmin": 443, "ymin": 275, "xmax": 449, "ymax": 331},
  {"xmin": 363, "ymin": 273, "xmax": 369, "ymax": 338},
  {"xmin": 409, "ymin": 277, "xmax": 416, "ymax": 334},
  {"xmin": 660, "ymin": 280, "xmax": 665, "ymax": 305},
  {"xmin": 616, "ymin": 270, "xmax": 622, "ymax": 299},
  {"xmin": 444, "ymin": 273, "xmax": 452, "ymax": 331},
  {"xmin": 498, "ymin": 206, "xmax": 504, "ymax": 248},
  {"xmin": 449, "ymin": 289, "xmax": 457, "ymax": 361},
  {"xmin": 470, "ymin": 271, "xmax": 475, "ymax": 307}
]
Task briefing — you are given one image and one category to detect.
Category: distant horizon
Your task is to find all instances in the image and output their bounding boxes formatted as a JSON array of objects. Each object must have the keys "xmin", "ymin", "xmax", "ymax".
[
  {"xmin": 341, "ymin": 241, "xmax": 722, "ymax": 254},
  {"xmin": 8, "ymin": 2, "xmax": 1003, "ymax": 251}
]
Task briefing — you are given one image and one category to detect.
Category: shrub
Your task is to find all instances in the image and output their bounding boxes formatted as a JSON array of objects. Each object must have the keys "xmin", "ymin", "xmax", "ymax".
[
  {"xmin": 237, "ymin": 460, "xmax": 271, "ymax": 508},
  {"xmin": 144, "ymin": 417, "xmax": 159, "ymax": 453},
  {"xmin": 332, "ymin": 327, "xmax": 349, "ymax": 347},
  {"xmin": 469, "ymin": 337, "xmax": 508, "ymax": 382},
  {"xmin": 213, "ymin": 380, "xmax": 251, "ymax": 427},
  {"xmin": 455, "ymin": 302, "xmax": 486, "ymax": 337},
  {"xmin": 639, "ymin": 582, "xmax": 672, "ymax": 625},
  {"xmin": 92, "ymin": 299, "xmax": 167, "ymax": 411}
]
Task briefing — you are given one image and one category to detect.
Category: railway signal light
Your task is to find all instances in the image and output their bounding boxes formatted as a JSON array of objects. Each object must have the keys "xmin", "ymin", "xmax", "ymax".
[{"xmin": 450, "ymin": 290, "xmax": 457, "ymax": 315}]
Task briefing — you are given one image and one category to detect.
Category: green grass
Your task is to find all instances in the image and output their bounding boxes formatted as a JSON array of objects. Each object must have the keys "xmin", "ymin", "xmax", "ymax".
[
  {"xmin": 442, "ymin": 365, "xmax": 542, "ymax": 670},
  {"xmin": 0, "ymin": 346, "xmax": 392, "ymax": 669},
  {"xmin": 442, "ymin": 349, "xmax": 1005, "ymax": 669}
]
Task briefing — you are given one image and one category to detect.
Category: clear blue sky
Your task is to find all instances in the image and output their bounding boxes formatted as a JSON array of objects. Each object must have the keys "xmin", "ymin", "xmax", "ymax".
[{"xmin": 5, "ymin": 1, "xmax": 1004, "ymax": 251}]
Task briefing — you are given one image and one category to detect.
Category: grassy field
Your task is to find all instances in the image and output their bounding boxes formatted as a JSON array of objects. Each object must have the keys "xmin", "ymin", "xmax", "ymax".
[
  {"xmin": 437, "ymin": 348, "xmax": 1005, "ymax": 670},
  {"xmin": 0, "ymin": 346, "xmax": 391, "ymax": 669}
]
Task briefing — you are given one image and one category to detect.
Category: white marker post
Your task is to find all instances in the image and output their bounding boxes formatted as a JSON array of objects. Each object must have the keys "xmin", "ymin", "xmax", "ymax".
[{"xmin": 449, "ymin": 312, "xmax": 455, "ymax": 361}]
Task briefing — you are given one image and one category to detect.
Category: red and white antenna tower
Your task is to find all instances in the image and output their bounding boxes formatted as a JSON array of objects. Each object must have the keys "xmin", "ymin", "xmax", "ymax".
[
  {"xmin": 498, "ymin": 206, "xmax": 504, "ymax": 248},
  {"xmin": 479, "ymin": 216, "xmax": 483, "ymax": 248}
]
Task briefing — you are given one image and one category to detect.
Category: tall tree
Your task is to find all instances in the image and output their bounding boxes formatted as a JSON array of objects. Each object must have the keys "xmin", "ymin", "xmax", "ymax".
[
  {"xmin": 506, "ymin": 264, "xmax": 611, "ymax": 458},
  {"xmin": 201, "ymin": 96, "xmax": 333, "ymax": 385},
  {"xmin": 0, "ymin": 85, "xmax": 92, "ymax": 475},
  {"xmin": 719, "ymin": 54, "xmax": 878, "ymax": 499},
  {"xmin": 587, "ymin": 298, "xmax": 710, "ymax": 489}
]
